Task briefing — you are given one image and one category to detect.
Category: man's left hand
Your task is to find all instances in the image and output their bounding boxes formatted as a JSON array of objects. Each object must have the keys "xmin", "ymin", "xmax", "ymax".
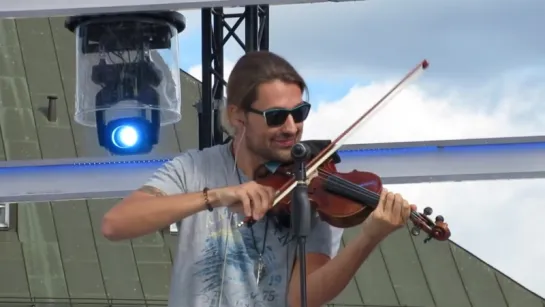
[{"xmin": 361, "ymin": 188, "xmax": 416, "ymax": 240}]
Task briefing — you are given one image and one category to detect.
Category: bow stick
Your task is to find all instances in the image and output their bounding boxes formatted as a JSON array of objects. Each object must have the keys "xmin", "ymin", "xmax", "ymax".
[{"xmin": 272, "ymin": 60, "xmax": 429, "ymax": 205}]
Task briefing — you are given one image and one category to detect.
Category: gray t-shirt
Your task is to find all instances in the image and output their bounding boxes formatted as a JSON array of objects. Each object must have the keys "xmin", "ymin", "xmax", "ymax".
[{"xmin": 144, "ymin": 142, "xmax": 344, "ymax": 307}]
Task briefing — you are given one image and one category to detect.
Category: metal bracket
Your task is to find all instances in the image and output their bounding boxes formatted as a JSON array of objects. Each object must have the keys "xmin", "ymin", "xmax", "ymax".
[
  {"xmin": 0, "ymin": 203, "xmax": 11, "ymax": 230},
  {"xmin": 169, "ymin": 222, "xmax": 180, "ymax": 235},
  {"xmin": 193, "ymin": 98, "xmax": 224, "ymax": 114}
]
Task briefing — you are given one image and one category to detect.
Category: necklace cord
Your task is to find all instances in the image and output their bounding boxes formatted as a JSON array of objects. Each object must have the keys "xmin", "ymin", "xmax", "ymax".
[{"xmin": 235, "ymin": 167, "xmax": 270, "ymax": 280}]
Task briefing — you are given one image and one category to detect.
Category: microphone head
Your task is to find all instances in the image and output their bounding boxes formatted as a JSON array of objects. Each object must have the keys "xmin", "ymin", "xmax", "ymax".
[{"xmin": 291, "ymin": 143, "xmax": 310, "ymax": 160}]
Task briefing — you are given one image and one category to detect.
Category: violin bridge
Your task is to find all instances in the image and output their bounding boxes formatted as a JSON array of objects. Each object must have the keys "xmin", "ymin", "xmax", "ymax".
[{"xmin": 305, "ymin": 170, "xmax": 318, "ymax": 185}]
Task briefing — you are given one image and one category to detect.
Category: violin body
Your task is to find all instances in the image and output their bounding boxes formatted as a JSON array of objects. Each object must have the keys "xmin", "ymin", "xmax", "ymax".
[
  {"xmin": 254, "ymin": 158, "xmax": 450, "ymax": 242},
  {"xmin": 256, "ymin": 160, "xmax": 382, "ymax": 229}
]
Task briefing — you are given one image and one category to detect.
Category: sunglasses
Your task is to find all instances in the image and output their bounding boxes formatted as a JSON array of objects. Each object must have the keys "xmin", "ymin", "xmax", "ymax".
[{"xmin": 247, "ymin": 102, "xmax": 311, "ymax": 127}]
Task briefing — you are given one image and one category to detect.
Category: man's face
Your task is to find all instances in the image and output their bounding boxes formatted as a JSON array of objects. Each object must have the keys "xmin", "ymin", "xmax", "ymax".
[{"xmin": 242, "ymin": 80, "xmax": 308, "ymax": 163}]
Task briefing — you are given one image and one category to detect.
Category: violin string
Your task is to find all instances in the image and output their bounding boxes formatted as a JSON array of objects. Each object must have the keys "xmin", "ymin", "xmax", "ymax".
[
  {"xmin": 309, "ymin": 168, "xmax": 432, "ymax": 231},
  {"xmin": 313, "ymin": 169, "xmax": 382, "ymax": 203}
]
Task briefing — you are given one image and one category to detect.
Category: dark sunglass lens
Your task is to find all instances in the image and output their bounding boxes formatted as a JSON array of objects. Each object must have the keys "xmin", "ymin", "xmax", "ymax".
[
  {"xmin": 265, "ymin": 110, "xmax": 290, "ymax": 126},
  {"xmin": 291, "ymin": 104, "xmax": 311, "ymax": 123}
]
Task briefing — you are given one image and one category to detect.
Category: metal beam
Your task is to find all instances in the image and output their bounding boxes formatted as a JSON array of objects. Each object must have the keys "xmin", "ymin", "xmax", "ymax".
[
  {"xmin": 0, "ymin": 0, "xmax": 328, "ymax": 18},
  {"xmin": 1, "ymin": 135, "xmax": 545, "ymax": 203},
  {"xmin": 337, "ymin": 135, "xmax": 545, "ymax": 184}
]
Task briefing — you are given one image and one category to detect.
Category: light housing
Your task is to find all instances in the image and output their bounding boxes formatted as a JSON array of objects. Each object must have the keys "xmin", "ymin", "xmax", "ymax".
[{"xmin": 65, "ymin": 11, "xmax": 186, "ymax": 155}]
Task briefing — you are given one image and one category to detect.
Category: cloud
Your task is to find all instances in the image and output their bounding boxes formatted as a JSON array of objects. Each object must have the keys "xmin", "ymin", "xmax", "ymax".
[
  {"xmin": 266, "ymin": 0, "xmax": 545, "ymax": 82},
  {"xmin": 178, "ymin": 0, "xmax": 545, "ymax": 85},
  {"xmin": 303, "ymin": 76, "xmax": 544, "ymax": 143},
  {"xmin": 390, "ymin": 179, "xmax": 545, "ymax": 299}
]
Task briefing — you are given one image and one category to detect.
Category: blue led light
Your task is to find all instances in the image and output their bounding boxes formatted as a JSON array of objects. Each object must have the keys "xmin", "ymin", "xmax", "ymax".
[
  {"xmin": 339, "ymin": 141, "xmax": 545, "ymax": 157},
  {"xmin": 0, "ymin": 159, "xmax": 171, "ymax": 174}
]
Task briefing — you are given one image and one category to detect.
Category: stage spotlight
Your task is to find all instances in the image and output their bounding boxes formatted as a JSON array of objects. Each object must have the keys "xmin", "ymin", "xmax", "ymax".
[
  {"xmin": 65, "ymin": 11, "xmax": 186, "ymax": 155},
  {"xmin": 99, "ymin": 117, "xmax": 157, "ymax": 155}
]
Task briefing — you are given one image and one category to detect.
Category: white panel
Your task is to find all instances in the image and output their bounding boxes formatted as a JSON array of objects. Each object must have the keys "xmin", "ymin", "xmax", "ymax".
[
  {"xmin": 0, "ymin": 203, "xmax": 10, "ymax": 230},
  {"xmin": 0, "ymin": 0, "xmax": 330, "ymax": 18},
  {"xmin": 1, "ymin": 136, "xmax": 545, "ymax": 203}
]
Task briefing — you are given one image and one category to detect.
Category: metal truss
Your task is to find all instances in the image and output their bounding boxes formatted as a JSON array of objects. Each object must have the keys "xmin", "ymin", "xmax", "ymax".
[{"xmin": 198, "ymin": 5, "xmax": 270, "ymax": 149}]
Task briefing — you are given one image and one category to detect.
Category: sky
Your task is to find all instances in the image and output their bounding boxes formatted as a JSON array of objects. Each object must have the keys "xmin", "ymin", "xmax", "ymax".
[{"xmin": 170, "ymin": 0, "xmax": 545, "ymax": 298}]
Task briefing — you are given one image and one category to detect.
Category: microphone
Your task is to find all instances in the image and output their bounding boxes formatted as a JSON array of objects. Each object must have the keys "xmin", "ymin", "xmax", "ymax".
[{"xmin": 291, "ymin": 143, "xmax": 311, "ymax": 161}]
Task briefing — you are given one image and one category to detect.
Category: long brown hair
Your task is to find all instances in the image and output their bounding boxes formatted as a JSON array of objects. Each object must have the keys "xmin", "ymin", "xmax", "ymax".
[{"xmin": 220, "ymin": 51, "xmax": 308, "ymax": 136}]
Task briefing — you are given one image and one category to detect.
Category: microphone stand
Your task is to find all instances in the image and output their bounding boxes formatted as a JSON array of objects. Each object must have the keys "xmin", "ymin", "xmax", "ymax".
[{"xmin": 290, "ymin": 143, "xmax": 312, "ymax": 307}]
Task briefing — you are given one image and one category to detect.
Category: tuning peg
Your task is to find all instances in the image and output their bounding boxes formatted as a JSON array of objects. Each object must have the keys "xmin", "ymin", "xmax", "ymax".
[
  {"xmin": 410, "ymin": 226, "xmax": 421, "ymax": 236},
  {"xmin": 423, "ymin": 207, "xmax": 433, "ymax": 216}
]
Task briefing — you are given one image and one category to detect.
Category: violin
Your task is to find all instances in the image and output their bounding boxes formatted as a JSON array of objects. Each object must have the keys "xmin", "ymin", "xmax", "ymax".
[{"xmin": 241, "ymin": 60, "xmax": 451, "ymax": 243}]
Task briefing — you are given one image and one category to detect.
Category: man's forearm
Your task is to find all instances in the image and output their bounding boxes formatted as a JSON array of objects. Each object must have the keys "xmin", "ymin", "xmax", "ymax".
[
  {"xmin": 290, "ymin": 231, "xmax": 383, "ymax": 307},
  {"xmin": 102, "ymin": 187, "xmax": 223, "ymax": 241}
]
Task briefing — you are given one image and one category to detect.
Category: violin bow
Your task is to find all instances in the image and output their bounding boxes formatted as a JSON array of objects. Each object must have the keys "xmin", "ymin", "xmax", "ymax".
[{"xmin": 272, "ymin": 60, "xmax": 430, "ymax": 204}]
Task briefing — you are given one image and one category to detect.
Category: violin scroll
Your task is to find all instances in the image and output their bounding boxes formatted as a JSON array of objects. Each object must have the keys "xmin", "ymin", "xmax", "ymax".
[{"xmin": 410, "ymin": 206, "xmax": 451, "ymax": 243}]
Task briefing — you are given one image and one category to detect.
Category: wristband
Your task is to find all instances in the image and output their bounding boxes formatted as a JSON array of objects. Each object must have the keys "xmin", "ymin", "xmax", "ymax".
[{"xmin": 203, "ymin": 187, "xmax": 213, "ymax": 212}]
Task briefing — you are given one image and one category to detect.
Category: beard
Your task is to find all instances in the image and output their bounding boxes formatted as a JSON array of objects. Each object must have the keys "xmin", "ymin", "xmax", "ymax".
[{"xmin": 245, "ymin": 133, "xmax": 295, "ymax": 163}]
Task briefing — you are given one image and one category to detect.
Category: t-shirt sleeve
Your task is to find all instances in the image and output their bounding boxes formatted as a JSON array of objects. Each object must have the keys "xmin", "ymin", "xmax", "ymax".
[
  {"xmin": 305, "ymin": 217, "xmax": 344, "ymax": 259},
  {"xmin": 142, "ymin": 156, "xmax": 188, "ymax": 196}
]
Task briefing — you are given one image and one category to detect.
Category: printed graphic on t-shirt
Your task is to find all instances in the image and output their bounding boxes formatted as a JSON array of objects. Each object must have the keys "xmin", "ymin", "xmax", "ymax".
[{"xmin": 192, "ymin": 211, "xmax": 288, "ymax": 306}]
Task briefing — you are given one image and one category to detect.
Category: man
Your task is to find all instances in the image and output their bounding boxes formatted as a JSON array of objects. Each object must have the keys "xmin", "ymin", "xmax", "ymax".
[{"xmin": 101, "ymin": 51, "xmax": 416, "ymax": 307}]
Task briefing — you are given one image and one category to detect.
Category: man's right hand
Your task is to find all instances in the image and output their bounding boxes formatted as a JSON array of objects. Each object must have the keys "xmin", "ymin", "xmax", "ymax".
[{"xmin": 213, "ymin": 181, "xmax": 276, "ymax": 220}]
